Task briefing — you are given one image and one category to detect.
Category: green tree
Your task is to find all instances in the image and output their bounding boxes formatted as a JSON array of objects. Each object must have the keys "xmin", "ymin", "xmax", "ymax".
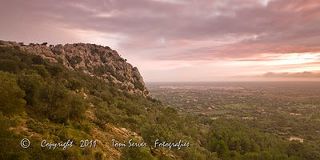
[
  {"xmin": 0, "ymin": 59, "xmax": 20, "ymax": 73},
  {"xmin": 17, "ymin": 71, "xmax": 44, "ymax": 107},
  {"xmin": 121, "ymin": 147, "xmax": 156, "ymax": 160},
  {"xmin": 0, "ymin": 71, "xmax": 26, "ymax": 115},
  {"xmin": 42, "ymin": 83, "xmax": 86, "ymax": 123},
  {"xmin": 215, "ymin": 140, "xmax": 229, "ymax": 158}
]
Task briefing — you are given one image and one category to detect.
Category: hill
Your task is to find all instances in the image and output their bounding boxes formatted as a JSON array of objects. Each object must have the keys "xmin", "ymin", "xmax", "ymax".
[
  {"xmin": 0, "ymin": 41, "xmax": 211, "ymax": 160},
  {"xmin": 0, "ymin": 40, "xmax": 318, "ymax": 160}
]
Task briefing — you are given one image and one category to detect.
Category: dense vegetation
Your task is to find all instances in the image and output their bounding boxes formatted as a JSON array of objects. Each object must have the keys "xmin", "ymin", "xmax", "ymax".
[
  {"xmin": 0, "ymin": 46, "xmax": 318, "ymax": 159},
  {"xmin": 150, "ymin": 83, "xmax": 320, "ymax": 160}
]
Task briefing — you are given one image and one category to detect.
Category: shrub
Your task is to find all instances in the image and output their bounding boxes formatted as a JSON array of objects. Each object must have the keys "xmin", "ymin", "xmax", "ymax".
[
  {"xmin": 0, "ymin": 71, "xmax": 26, "ymax": 115},
  {"xmin": 121, "ymin": 147, "xmax": 156, "ymax": 160},
  {"xmin": 32, "ymin": 56, "xmax": 45, "ymax": 64},
  {"xmin": 32, "ymin": 64, "xmax": 50, "ymax": 78},
  {"xmin": 0, "ymin": 59, "xmax": 20, "ymax": 73},
  {"xmin": 66, "ymin": 55, "xmax": 82, "ymax": 68},
  {"xmin": 17, "ymin": 72, "xmax": 45, "ymax": 107},
  {"xmin": 66, "ymin": 78, "xmax": 83, "ymax": 90},
  {"xmin": 42, "ymin": 84, "xmax": 87, "ymax": 123},
  {"xmin": 46, "ymin": 64, "xmax": 64, "ymax": 77}
]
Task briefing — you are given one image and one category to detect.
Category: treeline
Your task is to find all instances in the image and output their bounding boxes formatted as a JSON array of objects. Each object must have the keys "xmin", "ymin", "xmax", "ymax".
[
  {"xmin": 205, "ymin": 119, "xmax": 320, "ymax": 159},
  {"xmin": 0, "ymin": 47, "xmax": 87, "ymax": 123}
]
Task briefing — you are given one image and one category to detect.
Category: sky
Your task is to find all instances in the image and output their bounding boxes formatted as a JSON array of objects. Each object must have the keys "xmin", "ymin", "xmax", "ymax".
[{"xmin": 1, "ymin": 0, "xmax": 320, "ymax": 82}]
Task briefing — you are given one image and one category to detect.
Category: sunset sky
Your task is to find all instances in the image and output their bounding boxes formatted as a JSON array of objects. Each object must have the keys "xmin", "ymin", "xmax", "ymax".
[{"xmin": 1, "ymin": 0, "xmax": 320, "ymax": 81}]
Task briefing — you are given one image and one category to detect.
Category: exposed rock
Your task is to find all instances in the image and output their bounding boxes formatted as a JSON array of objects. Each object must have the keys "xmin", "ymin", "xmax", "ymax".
[{"xmin": 0, "ymin": 40, "xmax": 149, "ymax": 96}]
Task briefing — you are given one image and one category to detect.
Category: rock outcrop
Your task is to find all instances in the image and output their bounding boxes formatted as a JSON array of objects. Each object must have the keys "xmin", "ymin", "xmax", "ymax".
[{"xmin": 0, "ymin": 40, "xmax": 148, "ymax": 96}]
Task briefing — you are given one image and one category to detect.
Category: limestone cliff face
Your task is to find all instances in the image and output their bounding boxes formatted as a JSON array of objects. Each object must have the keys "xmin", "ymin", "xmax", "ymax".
[{"xmin": 0, "ymin": 40, "xmax": 149, "ymax": 96}]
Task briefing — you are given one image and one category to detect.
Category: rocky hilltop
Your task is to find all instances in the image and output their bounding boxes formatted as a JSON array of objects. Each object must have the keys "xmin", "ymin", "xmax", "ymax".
[{"xmin": 0, "ymin": 40, "xmax": 148, "ymax": 96}]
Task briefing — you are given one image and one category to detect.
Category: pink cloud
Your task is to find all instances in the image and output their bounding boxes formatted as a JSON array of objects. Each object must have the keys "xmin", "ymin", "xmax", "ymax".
[{"xmin": 1, "ymin": 0, "xmax": 320, "ymax": 81}]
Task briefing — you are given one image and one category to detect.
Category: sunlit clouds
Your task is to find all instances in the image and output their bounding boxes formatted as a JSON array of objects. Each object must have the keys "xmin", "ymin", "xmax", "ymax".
[{"xmin": 0, "ymin": 0, "xmax": 320, "ymax": 81}]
